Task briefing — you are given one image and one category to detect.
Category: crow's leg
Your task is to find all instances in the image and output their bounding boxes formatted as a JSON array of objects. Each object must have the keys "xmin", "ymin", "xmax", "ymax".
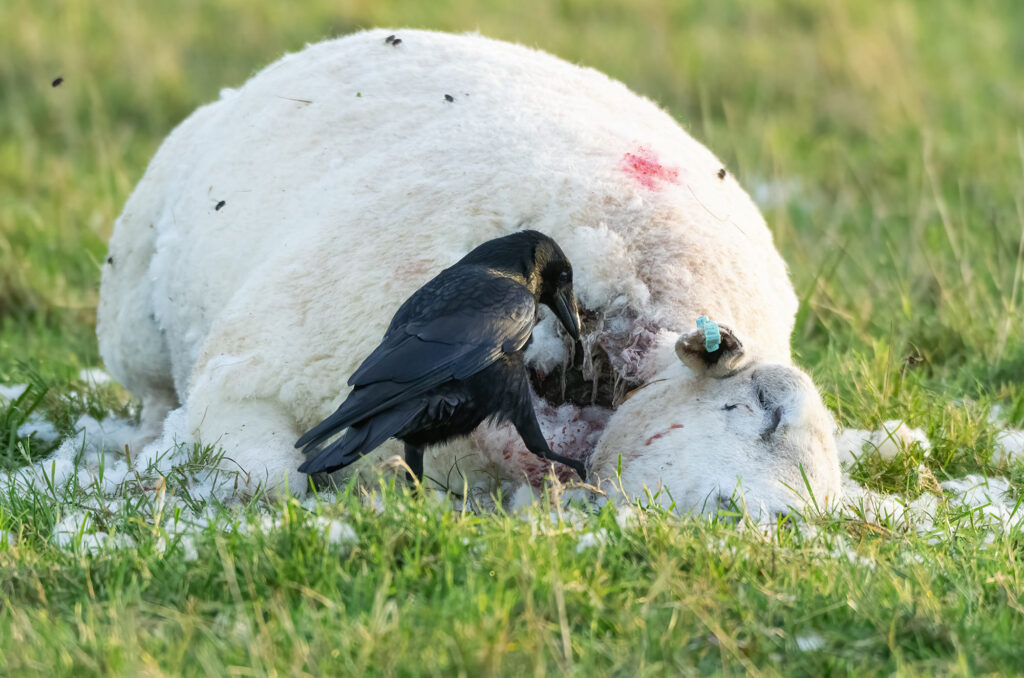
[
  {"xmin": 511, "ymin": 402, "xmax": 587, "ymax": 481},
  {"xmin": 404, "ymin": 443, "xmax": 425, "ymax": 483}
]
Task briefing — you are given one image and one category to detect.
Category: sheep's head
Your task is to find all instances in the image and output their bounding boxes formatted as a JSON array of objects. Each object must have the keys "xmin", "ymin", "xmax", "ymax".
[
  {"xmin": 451, "ymin": 317, "xmax": 840, "ymax": 518},
  {"xmin": 589, "ymin": 324, "xmax": 842, "ymax": 518}
]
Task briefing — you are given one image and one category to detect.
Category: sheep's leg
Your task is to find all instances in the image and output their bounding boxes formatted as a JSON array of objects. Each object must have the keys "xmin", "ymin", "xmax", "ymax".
[
  {"xmin": 186, "ymin": 389, "xmax": 310, "ymax": 498},
  {"xmin": 128, "ymin": 388, "xmax": 179, "ymax": 452},
  {"xmin": 96, "ymin": 191, "xmax": 180, "ymax": 449}
]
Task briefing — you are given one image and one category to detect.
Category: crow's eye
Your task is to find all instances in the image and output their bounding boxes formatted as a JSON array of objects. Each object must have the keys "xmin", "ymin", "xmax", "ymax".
[{"xmin": 559, "ymin": 270, "xmax": 571, "ymax": 283}]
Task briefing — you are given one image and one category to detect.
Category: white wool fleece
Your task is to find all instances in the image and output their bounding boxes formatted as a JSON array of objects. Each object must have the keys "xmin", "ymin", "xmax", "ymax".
[{"xmin": 98, "ymin": 29, "xmax": 804, "ymax": 499}]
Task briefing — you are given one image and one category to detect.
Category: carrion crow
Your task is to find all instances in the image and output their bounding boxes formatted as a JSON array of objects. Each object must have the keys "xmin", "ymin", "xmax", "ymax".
[{"xmin": 295, "ymin": 230, "xmax": 586, "ymax": 482}]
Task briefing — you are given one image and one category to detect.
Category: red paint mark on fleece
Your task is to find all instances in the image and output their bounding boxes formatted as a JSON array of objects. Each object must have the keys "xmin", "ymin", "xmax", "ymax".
[
  {"xmin": 645, "ymin": 423, "xmax": 684, "ymax": 446},
  {"xmin": 621, "ymin": 146, "xmax": 679, "ymax": 189}
]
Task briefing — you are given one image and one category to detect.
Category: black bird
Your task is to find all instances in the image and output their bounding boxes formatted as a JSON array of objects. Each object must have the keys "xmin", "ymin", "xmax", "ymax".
[{"xmin": 295, "ymin": 230, "xmax": 587, "ymax": 481}]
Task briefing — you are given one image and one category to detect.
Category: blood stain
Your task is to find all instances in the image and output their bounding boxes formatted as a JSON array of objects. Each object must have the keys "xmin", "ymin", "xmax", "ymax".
[
  {"xmin": 644, "ymin": 423, "xmax": 683, "ymax": 446},
  {"xmin": 621, "ymin": 146, "xmax": 679, "ymax": 190}
]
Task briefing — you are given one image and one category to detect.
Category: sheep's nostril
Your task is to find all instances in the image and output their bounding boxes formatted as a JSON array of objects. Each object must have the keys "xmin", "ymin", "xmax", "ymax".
[{"xmin": 761, "ymin": 406, "xmax": 783, "ymax": 440}]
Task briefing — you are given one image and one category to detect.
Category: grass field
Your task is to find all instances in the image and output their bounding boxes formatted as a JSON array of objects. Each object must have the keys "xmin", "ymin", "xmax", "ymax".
[{"xmin": 2, "ymin": 0, "xmax": 1024, "ymax": 674}]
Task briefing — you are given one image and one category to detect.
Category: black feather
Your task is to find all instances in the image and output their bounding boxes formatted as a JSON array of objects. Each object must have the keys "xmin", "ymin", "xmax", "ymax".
[{"xmin": 296, "ymin": 230, "xmax": 586, "ymax": 480}]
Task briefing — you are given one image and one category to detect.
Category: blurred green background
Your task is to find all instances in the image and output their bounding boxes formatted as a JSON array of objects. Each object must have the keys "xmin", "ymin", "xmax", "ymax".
[
  {"xmin": 2, "ymin": 0, "xmax": 1023, "ymax": 426},
  {"xmin": 4, "ymin": 3, "xmax": 1024, "ymax": 674}
]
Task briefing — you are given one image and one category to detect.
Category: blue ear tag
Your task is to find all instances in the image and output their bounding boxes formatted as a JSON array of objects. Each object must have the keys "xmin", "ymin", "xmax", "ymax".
[{"xmin": 696, "ymin": 315, "xmax": 721, "ymax": 352}]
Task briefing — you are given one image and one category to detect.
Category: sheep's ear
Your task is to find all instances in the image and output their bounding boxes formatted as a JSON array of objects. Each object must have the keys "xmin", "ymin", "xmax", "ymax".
[{"xmin": 675, "ymin": 323, "xmax": 746, "ymax": 377}]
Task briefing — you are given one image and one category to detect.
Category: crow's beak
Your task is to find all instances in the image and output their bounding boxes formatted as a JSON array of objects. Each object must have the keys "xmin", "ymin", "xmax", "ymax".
[{"xmin": 553, "ymin": 286, "xmax": 581, "ymax": 341}]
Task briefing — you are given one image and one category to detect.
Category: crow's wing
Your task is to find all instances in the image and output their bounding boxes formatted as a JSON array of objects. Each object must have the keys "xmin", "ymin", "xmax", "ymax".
[
  {"xmin": 352, "ymin": 267, "xmax": 534, "ymax": 384},
  {"xmin": 295, "ymin": 270, "xmax": 536, "ymax": 451}
]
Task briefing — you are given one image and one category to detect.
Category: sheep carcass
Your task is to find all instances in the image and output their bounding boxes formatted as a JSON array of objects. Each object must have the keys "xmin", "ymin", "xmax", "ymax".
[{"xmin": 97, "ymin": 29, "xmax": 841, "ymax": 514}]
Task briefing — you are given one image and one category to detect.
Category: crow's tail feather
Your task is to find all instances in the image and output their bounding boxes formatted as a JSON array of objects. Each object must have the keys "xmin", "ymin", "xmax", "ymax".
[
  {"xmin": 294, "ymin": 405, "xmax": 353, "ymax": 452},
  {"xmin": 295, "ymin": 378, "xmax": 444, "ymax": 451},
  {"xmin": 297, "ymin": 404, "xmax": 421, "ymax": 475},
  {"xmin": 293, "ymin": 389, "xmax": 384, "ymax": 450}
]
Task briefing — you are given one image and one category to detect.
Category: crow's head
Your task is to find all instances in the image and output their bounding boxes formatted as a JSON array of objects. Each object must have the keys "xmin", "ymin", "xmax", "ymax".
[
  {"xmin": 534, "ymin": 249, "xmax": 581, "ymax": 342},
  {"xmin": 525, "ymin": 232, "xmax": 581, "ymax": 341},
  {"xmin": 460, "ymin": 230, "xmax": 582, "ymax": 340}
]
